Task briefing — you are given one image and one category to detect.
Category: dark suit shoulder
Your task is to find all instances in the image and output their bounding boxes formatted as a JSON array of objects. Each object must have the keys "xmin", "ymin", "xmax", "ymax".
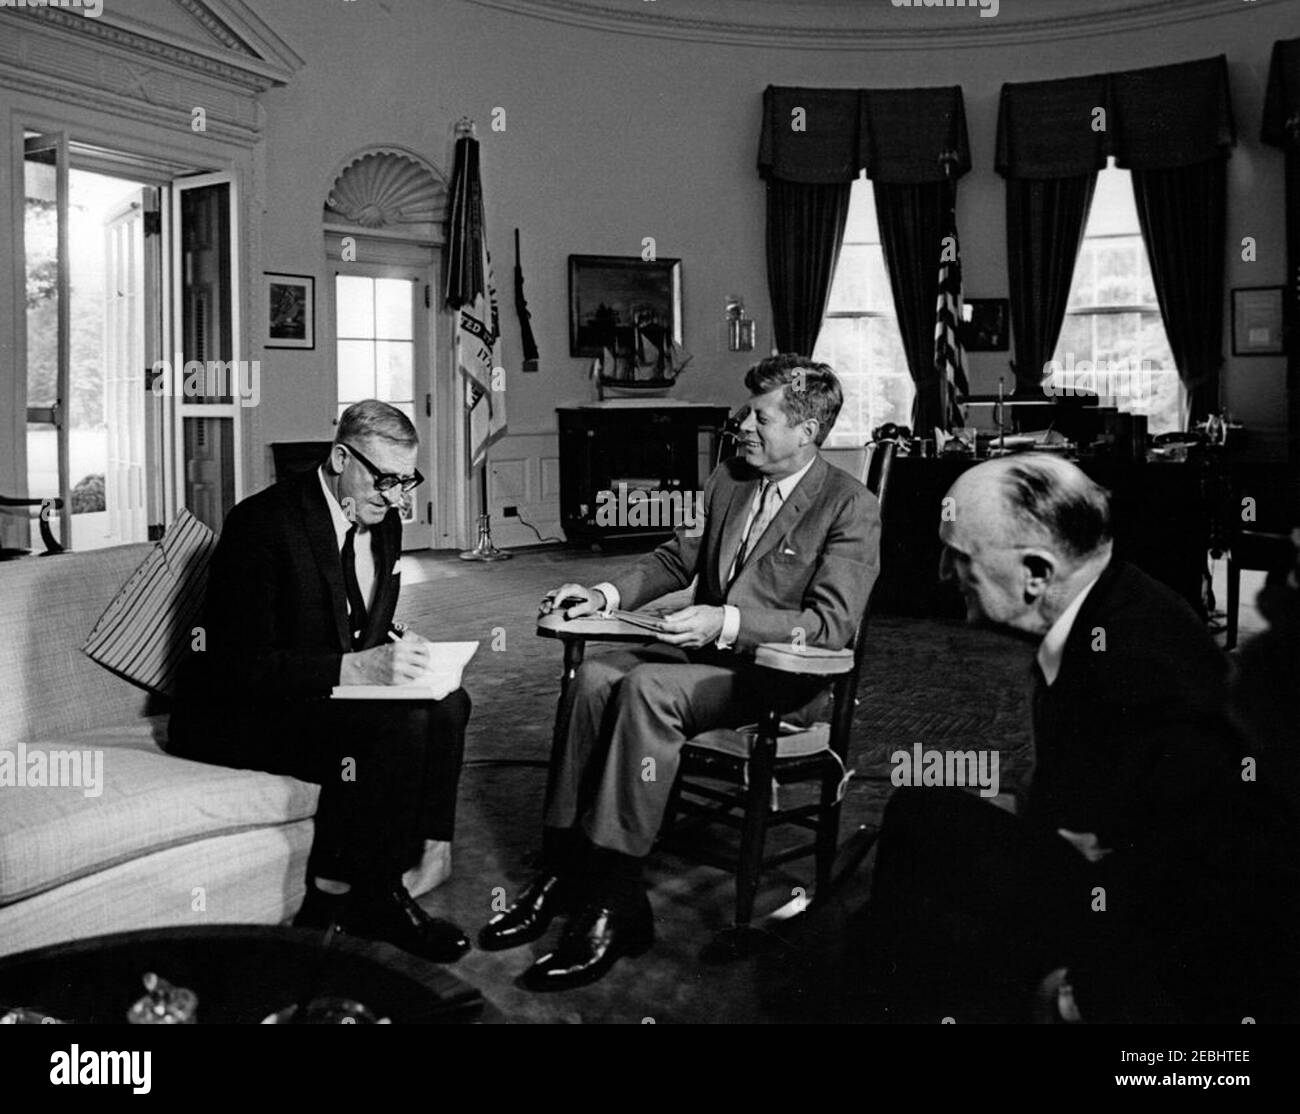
[{"xmin": 1070, "ymin": 559, "xmax": 1227, "ymax": 693}]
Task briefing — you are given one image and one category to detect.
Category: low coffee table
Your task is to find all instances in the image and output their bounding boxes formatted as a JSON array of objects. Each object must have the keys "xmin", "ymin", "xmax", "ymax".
[{"xmin": 0, "ymin": 925, "xmax": 488, "ymax": 1024}]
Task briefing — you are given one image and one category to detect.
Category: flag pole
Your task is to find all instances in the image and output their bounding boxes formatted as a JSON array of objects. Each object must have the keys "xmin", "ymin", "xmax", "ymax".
[
  {"xmin": 448, "ymin": 116, "xmax": 510, "ymax": 562},
  {"xmin": 458, "ymin": 338, "xmax": 510, "ymax": 563}
]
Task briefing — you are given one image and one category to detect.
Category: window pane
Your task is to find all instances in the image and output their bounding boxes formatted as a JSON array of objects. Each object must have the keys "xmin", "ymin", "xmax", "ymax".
[
  {"xmin": 1053, "ymin": 165, "xmax": 1184, "ymax": 433},
  {"xmin": 375, "ymin": 278, "xmax": 413, "ymax": 340},
  {"xmin": 336, "ymin": 275, "xmax": 374, "ymax": 338},
  {"xmin": 337, "ymin": 339, "xmax": 374, "ymax": 401},
  {"xmin": 375, "ymin": 340, "xmax": 413, "ymax": 401},
  {"xmin": 826, "ymin": 245, "xmax": 875, "ymax": 313},
  {"xmin": 841, "ymin": 178, "xmax": 880, "ymax": 244}
]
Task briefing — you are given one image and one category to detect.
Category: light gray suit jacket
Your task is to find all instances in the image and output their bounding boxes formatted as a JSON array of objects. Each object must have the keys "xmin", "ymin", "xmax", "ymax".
[{"xmin": 610, "ymin": 454, "xmax": 881, "ymax": 655}]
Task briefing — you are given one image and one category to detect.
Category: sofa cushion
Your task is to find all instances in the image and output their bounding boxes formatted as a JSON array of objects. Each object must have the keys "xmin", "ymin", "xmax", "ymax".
[
  {"xmin": 82, "ymin": 509, "xmax": 216, "ymax": 696},
  {"xmin": 0, "ymin": 723, "xmax": 318, "ymax": 906},
  {"xmin": 0, "ymin": 544, "xmax": 157, "ymax": 748}
]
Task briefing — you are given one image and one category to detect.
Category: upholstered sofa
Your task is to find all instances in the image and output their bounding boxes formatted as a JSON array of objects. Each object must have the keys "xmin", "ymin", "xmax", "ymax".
[{"xmin": 0, "ymin": 543, "xmax": 448, "ymax": 959}]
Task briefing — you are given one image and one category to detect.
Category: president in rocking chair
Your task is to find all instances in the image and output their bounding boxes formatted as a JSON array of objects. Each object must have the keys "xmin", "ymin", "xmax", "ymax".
[
  {"xmin": 168, "ymin": 400, "xmax": 472, "ymax": 963},
  {"xmin": 480, "ymin": 355, "xmax": 881, "ymax": 990}
]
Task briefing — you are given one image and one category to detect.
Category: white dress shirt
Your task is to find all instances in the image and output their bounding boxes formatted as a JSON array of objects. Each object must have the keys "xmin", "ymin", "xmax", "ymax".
[
  {"xmin": 318, "ymin": 466, "xmax": 377, "ymax": 617},
  {"xmin": 1036, "ymin": 575, "xmax": 1101, "ymax": 686},
  {"xmin": 594, "ymin": 455, "xmax": 817, "ymax": 650}
]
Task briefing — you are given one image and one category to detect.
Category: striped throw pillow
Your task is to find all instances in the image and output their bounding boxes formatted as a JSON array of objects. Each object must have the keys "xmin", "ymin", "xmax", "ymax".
[{"xmin": 82, "ymin": 509, "xmax": 217, "ymax": 696}]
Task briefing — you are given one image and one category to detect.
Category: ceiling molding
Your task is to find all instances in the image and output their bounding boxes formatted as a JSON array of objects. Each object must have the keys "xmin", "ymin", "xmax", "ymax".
[{"xmin": 462, "ymin": 0, "xmax": 1288, "ymax": 52}]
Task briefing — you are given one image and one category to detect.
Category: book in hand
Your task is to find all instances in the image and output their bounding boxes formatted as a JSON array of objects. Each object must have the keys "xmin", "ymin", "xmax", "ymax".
[{"xmin": 331, "ymin": 640, "xmax": 479, "ymax": 700}]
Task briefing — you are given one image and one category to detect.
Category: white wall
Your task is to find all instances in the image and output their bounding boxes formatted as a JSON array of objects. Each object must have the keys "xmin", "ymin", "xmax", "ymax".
[{"xmin": 249, "ymin": 0, "xmax": 1300, "ymax": 543}]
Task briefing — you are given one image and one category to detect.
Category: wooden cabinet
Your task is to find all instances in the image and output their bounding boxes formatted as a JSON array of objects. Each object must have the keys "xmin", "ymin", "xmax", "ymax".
[{"xmin": 557, "ymin": 403, "xmax": 731, "ymax": 546}]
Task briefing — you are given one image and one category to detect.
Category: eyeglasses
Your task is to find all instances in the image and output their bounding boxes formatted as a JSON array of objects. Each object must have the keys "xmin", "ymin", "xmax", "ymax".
[{"xmin": 341, "ymin": 443, "xmax": 424, "ymax": 493}]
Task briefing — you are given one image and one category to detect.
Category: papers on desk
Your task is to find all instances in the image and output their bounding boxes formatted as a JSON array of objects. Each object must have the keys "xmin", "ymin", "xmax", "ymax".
[
  {"xmin": 331, "ymin": 640, "xmax": 479, "ymax": 700},
  {"xmin": 609, "ymin": 609, "xmax": 668, "ymax": 633}
]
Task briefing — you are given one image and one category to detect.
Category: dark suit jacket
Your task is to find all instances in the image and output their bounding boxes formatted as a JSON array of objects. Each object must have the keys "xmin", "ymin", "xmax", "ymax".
[
  {"xmin": 172, "ymin": 466, "xmax": 403, "ymax": 713},
  {"xmin": 1029, "ymin": 558, "xmax": 1298, "ymax": 1018},
  {"xmin": 1027, "ymin": 558, "xmax": 1250, "ymax": 851},
  {"xmin": 611, "ymin": 454, "xmax": 881, "ymax": 654}
]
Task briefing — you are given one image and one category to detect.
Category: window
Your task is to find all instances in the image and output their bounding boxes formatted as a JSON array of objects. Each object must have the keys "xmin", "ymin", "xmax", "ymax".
[
  {"xmin": 814, "ymin": 177, "xmax": 912, "ymax": 447},
  {"xmin": 335, "ymin": 273, "xmax": 418, "ymax": 520},
  {"xmin": 335, "ymin": 274, "xmax": 416, "ymax": 422},
  {"xmin": 1050, "ymin": 163, "xmax": 1185, "ymax": 435}
]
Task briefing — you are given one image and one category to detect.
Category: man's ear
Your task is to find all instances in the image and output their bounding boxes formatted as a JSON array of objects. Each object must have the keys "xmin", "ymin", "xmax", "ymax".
[
  {"xmin": 328, "ymin": 443, "xmax": 346, "ymax": 476},
  {"xmin": 1021, "ymin": 550, "xmax": 1056, "ymax": 600},
  {"xmin": 802, "ymin": 418, "xmax": 820, "ymax": 446}
]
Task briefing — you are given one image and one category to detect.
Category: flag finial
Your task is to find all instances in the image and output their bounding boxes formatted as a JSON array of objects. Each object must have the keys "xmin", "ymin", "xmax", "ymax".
[{"xmin": 454, "ymin": 117, "xmax": 476, "ymax": 138}]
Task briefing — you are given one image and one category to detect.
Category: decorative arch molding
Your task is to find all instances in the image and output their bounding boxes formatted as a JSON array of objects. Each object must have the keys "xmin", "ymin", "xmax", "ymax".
[
  {"xmin": 462, "ymin": 0, "xmax": 1287, "ymax": 52},
  {"xmin": 322, "ymin": 146, "xmax": 449, "ymax": 248}
]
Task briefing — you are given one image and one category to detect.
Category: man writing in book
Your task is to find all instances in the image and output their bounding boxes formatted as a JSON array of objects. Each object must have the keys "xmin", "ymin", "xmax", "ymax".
[
  {"xmin": 479, "ymin": 355, "xmax": 881, "ymax": 989},
  {"xmin": 168, "ymin": 400, "xmax": 472, "ymax": 962}
]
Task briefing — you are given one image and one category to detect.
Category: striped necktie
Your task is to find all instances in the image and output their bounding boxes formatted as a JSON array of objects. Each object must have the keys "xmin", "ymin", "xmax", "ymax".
[{"xmin": 732, "ymin": 480, "xmax": 781, "ymax": 582}]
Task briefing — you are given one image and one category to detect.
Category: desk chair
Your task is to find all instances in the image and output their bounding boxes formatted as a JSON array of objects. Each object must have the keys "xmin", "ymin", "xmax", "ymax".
[{"xmin": 538, "ymin": 442, "xmax": 894, "ymax": 941}]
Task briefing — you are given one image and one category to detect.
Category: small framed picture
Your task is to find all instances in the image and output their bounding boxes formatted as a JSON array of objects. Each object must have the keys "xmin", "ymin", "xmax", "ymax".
[
  {"xmin": 959, "ymin": 298, "xmax": 1009, "ymax": 352},
  {"xmin": 1232, "ymin": 286, "xmax": 1284, "ymax": 356},
  {"xmin": 264, "ymin": 272, "xmax": 315, "ymax": 349}
]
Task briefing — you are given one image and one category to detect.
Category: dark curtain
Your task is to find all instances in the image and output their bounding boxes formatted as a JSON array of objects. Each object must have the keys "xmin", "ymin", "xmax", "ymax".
[
  {"xmin": 874, "ymin": 179, "xmax": 950, "ymax": 433},
  {"xmin": 1005, "ymin": 174, "xmax": 1097, "ymax": 396},
  {"xmin": 764, "ymin": 178, "xmax": 851, "ymax": 356},
  {"xmin": 1130, "ymin": 159, "xmax": 1228, "ymax": 422}
]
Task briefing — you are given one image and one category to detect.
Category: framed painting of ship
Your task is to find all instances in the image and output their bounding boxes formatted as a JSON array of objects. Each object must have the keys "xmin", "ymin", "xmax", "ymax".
[{"xmin": 568, "ymin": 254, "xmax": 682, "ymax": 359}]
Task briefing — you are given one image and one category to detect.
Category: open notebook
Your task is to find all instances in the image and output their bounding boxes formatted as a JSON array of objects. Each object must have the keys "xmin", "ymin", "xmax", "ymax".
[{"xmin": 331, "ymin": 640, "xmax": 479, "ymax": 700}]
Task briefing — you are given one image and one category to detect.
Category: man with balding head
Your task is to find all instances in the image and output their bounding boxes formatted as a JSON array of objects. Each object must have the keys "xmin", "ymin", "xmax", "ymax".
[{"xmin": 864, "ymin": 454, "xmax": 1297, "ymax": 1023}]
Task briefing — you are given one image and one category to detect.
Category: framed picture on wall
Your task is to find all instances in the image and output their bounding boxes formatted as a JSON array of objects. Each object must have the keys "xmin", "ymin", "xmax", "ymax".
[
  {"xmin": 959, "ymin": 298, "xmax": 1009, "ymax": 352},
  {"xmin": 264, "ymin": 272, "xmax": 315, "ymax": 349},
  {"xmin": 1231, "ymin": 286, "xmax": 1284, "ymax": 356},
  {"xmin": 568, "ymin": 255, "xmax": 682, "ymax": 357}
]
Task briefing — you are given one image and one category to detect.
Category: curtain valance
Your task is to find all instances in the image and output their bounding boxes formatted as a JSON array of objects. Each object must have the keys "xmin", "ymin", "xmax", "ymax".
[
  {"xmin": 758, "ymin": 85, "xmax": 970, "ymax": 185},
  {"xmin": 996, "ymin": 56, "xmax": 1235, "ymax": 179}
]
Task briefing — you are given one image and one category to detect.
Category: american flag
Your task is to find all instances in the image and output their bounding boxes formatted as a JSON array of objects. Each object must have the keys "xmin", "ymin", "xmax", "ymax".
[{"xmin": 934, "ymin": 195, "xmax": 969, "ymax": 430}]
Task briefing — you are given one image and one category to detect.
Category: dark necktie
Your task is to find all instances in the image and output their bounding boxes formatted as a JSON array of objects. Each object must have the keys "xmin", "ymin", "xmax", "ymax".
[{"xmin": 340, "ymin": 525, "xmax": 368, "ymax": 649}]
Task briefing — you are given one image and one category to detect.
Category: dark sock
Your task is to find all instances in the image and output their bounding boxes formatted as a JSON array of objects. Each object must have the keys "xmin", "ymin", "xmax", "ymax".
[
  {"xmin": 585, "ymin": 846, "xmax": 646, "ymax": 909},
  {"xmin": 542, "ymin": 826, "xmax": 585, "ymax": 878}
]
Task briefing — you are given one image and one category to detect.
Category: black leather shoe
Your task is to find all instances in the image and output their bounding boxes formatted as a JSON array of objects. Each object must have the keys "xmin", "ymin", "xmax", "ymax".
[
  {"xmin": 344, "ymin": 884, "xmax": 471, "ymax": 964},
  {"xmin": 521, "ymin": 895, "xmax": 654, "ymax": 991},
  {"xmin": 478, "ymin": 873, "xmax": 572, "ymax": 952}
]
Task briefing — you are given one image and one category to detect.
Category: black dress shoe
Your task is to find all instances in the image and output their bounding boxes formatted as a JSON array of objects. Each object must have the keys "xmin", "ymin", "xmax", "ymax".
[
  {"xmin": 478, "ymin": 873, "xmax": 572, "ymax": 952},
  {"xmin": 344, "ymin": 884, "xmax": 471, "ymax": 964},
  {"xmin": 521, "ymin": 895, "xmax": 654, "ymax": 991}
]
